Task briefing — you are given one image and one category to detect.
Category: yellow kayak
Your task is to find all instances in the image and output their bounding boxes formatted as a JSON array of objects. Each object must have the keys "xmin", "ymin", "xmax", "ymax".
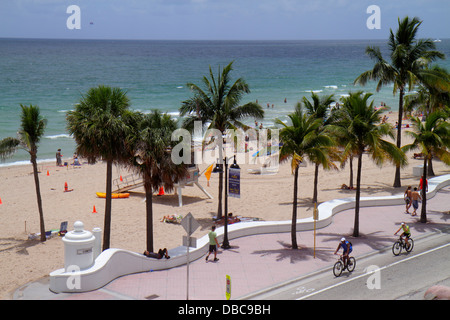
[{"xmin": 96, "ymin": 192, "xmax": 130, "ymax": 199}]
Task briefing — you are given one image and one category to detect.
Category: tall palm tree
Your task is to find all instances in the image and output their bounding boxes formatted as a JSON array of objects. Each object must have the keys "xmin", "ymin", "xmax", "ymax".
[
  {"xmin": 302, "ymin": 92, "xmax": 338, "ymax": 203},
  {"xmin": 66, "ymin": 85, "xmax": 130, "ymax": 250},
  {"xmin": 403, "ymin": 111, "xmax": 450, "ymax": 223},
  {"xmin": 331, "ymin": 92, "xmax": 406, "ymax": 237},
  {"xmin": 328, "ymin": 98, "xmax": 361, "ymax": 190},
  {"xmin": 404, "ymin": 65, "xmax": 450, "ymax": 176},
  {"xmin": 275, "ymin": 105, "xmax": 334, "ymax": 249},
  {"xmin": 0, "ymin": 105, "xmax": 47, "ymax": 241},
  {"xmin": 125, "ymin": 110, "xmax": 187, "ymax": 253},
  {"xmin": 354, "ymin": 16, "xmax": 444, "ymax": 188},
  {"xmin": 180, "ymin": 61, "xmax": 264, "ymax": 218}
]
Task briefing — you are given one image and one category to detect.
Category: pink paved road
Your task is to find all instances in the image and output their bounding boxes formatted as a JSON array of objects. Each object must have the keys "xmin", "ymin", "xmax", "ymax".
[{"xmin": 14, "ymin": 186, "xmax": 450, "ymax": 300}]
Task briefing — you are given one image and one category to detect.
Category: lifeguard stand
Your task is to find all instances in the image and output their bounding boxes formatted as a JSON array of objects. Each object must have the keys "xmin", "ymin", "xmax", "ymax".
[{"xmin": 174, "ymin": 164, "xmax": 213, "ymax": 207}]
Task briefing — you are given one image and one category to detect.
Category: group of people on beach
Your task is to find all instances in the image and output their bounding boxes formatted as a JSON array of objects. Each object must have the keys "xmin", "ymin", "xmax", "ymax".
[
  {"xmin": 56, "ymin": 148, "xmax": 81, "ymax": 166},
  {"xmin": 403, "ymin": 176, "xmax": 427, "ymax": 216}
]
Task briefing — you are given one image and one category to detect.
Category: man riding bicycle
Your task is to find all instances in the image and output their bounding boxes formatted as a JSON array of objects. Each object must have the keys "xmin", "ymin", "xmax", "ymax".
[
  {"xmin": 394, "ymin": 222, "xmax": 411, "ymax": 247},
  {"xmin": 334, "ymin": 237, "xmax": 352, "ymax": 267}
]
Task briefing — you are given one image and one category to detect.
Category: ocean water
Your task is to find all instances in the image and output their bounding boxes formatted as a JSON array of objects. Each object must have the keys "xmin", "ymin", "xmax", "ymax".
[{"xmin": 1, "ymin": 38, "xmax": 449, "ymax": 165}]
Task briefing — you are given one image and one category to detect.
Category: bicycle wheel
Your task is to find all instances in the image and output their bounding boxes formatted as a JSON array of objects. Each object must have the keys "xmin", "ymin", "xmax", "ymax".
[
  {"xmin": 333, "ymin": 261, "xmax": 344, "ymax": 277},
  {"xmin": 347, "ymin": 257, "xmax": 356, "ymax": 272},
  {"xmin": 392, "ymin": 241, "xmax": 402, "ymax": 256},
  {"xmin": 405, "ymin": 238, "xmax": 414, "ymax": 252}
]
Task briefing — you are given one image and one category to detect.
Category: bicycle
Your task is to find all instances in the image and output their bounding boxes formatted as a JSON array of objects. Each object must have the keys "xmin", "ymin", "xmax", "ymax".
[
  {"xmin": 333, "ymin": 254, "xmax": 356, "ymax": 277},
  {"xmin": 392, "ymin": 235, "xmax": 414, "ymax": 256}
]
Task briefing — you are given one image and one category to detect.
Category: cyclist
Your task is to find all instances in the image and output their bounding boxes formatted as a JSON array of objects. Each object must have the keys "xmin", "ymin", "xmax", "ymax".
[
  {"xmin": 394, "ymin": 222, "xmax": 411, "ymax": 247},
  {"xmin": 334, "ymin": 237, "xmax": 352, "ymax": 267}
]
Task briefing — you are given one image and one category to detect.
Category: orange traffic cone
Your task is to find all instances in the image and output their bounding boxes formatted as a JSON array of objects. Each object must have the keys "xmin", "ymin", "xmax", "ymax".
[
  {"xmin": 64, "ymin": 182, "xmax": 73, "ymax": 192},
  {"xmin": 0, "ymin": 197, "xmax": 2, "ymax": 205},
  {"xmin": 157, "ymin": 187, "xmax": 164, "ymax": 196},
  {"xmin": 47, "ymin": 170, "xmax": 50, "ymax": 176},
  {"xmin": 92, "ymin": 205, "xmax": 97, "ymax": 213},
  {"xmin": 120, "ymin": 175, "xmax": 123, "ymax": 182}
]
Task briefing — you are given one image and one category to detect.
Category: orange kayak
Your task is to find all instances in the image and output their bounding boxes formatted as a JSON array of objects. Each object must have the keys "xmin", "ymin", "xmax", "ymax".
[{"xmin": 96, "ymin": 192, "xmax": 130, "ymax": 199}]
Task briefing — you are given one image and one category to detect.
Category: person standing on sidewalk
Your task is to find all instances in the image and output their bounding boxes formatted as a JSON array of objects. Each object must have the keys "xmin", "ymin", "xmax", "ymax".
[
  {"xmin": 411, "ymin": 187, "xmax": 422, "ymax": 216},
  {"xmin": 206, "ymin": 225, "xmax": 220, "ymax": 262},
  {"xmin": 404, "ymin": 186, "xmax": 412, "ymax": 214}
]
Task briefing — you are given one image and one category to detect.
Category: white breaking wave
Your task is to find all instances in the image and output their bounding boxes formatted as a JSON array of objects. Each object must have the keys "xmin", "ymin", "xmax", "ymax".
[
  {"xmin": 0, "ymin": 158, "xmax": 55, "ymax": 168},
  {"xmin": 304, "ymin": 89, "xmax": 323, "ymax": 93},
  {"xmin": 44, "ymin": 134, "xmax": 72, "ymax": 139}
]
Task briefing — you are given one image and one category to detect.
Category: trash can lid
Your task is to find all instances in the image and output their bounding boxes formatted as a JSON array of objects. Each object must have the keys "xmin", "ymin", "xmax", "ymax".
[{"xmin": 63, "ymin": 221, "xmax": 94, "ymax": 241}]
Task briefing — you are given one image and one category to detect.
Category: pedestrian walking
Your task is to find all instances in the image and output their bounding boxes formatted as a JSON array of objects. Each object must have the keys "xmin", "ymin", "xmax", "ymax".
[
  {"xmin": 404, "ymin": 186, "xmax": 412, "ymax": 214},
  {"xmin": 205, "ymin": 225, "xmax": 220, "ymax": 262}
]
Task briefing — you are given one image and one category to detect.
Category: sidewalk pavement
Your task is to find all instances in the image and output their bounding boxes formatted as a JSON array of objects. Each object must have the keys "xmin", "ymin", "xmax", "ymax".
[{"xmin": 13, "ymin": 186, "xmax": 450, "ymax": 300}]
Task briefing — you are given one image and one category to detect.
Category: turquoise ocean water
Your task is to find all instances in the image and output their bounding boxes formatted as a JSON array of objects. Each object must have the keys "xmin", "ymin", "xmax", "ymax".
[{"xmin": 1, "ymin": 38, "xmax": 449, "ymax": 165}]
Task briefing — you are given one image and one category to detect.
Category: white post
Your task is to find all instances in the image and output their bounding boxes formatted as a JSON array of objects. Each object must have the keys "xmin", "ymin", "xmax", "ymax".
[
  {"xmin": 186, "ymin": 220, "xmax": 190, "ymax": 300},
  {"xmin": 92, "ymin": 227, "xmax": 102, "ymax": 260}
]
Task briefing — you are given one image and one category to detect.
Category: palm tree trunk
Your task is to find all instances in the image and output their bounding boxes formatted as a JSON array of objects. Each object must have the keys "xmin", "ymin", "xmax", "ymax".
[
  {"xmin": 349, "ymin": 157, "xmax": 354, "ymax": 189},
  {"xmin": 291, "ymin": 166, "xmax": 299, "ymax": 249},
  {"xmin": 393, "ymin": 88, "xmax": 404, "ymax": 188},
  {"xmin": 145, "ymin": 185, "xmax": 154, "ymax": 253},
  {"xmin": 31, "ymin": 154, "xmax": 46, "ymax": 242},
  {"xmin": 313, "ymin": 163, "xmax": 319, "ymax": 203},
  {"xmin": 353, "ymin": 152, "xmax": 363, "ymax": 237},
  {"xmin": 427, "ymin": 158, "xmax": 435, "ymax": 177},
  {"xmin": 420, "ymin": 157, "xmax": 428, "ymax": 223},
  {"xmin": 102, "ymin": 159, "xmax": 113, "ymax": 251}
]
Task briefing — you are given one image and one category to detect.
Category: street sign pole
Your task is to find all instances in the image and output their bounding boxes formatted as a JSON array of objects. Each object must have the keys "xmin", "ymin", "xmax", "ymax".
[
  {"xmin": 186, "ymin": 219, "xmax": 190, "ymax": 300},
  {"xmin": 181, "ymin": 212, "xmax": 200, "ymax": 300}
]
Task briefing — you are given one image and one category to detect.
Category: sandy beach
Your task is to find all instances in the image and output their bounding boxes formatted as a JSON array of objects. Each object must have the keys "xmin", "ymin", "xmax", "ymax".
[{"xmin": 0, "ymin": 111, "xmax": 449, "ymax": 299}]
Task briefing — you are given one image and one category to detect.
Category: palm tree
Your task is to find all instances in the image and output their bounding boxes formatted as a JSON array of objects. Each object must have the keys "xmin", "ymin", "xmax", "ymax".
[
  {"xmin": 275, "ymin": 104, "xmax": 334, "ymax": 249},
  {"xmin": 302, "ymin": 92, "xmax": 338, "ymax": 203},
  {"xmin": 180, "ymin": 61, "xmax": 264, "ymax": 218},
  {"xmin": 66, "ymin": 85, "xmax": 130, "ymax": 250},
  {"xmin": 0, "ymin": 137, "xmax": 20, "ymax": 161},
  {"xmin": 354, "ymin": 16, "xmax": 444, "ymax": 188},
  {"xmin": 0, "ymin": 105, "xmax": 47, "ymax": 241},
  {"xmin": 403, "ymin": 111, "xmax": 450, "ymax": 223},
  {"xmin": 408, "ymin": 66, "xmax": 450, "ymax": 114},
  {"xmin": 125, "ymin": 110, "xmax": 187, "ymax": 253},
  {"xmin": 328, "ymin": 99, "xmax": 360, "ymax": 190},
  {"xmin": 331, "ymin": 92, "xmax": 407, "ymax": 237},
  {"xmin": 404, "ymin": 65, "xmax": 450, "ymax": 176}
]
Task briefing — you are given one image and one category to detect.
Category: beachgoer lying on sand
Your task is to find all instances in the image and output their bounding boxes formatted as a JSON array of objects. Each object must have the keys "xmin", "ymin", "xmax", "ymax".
[
  {"xmin": 215, "ymin": 213, "xmax": 241, "ymax": 225},
  {"xmin": 143, "ymin": 248, "xmax": 170, "ymax": 259},
  {"xmin": 341, "ymin": 184, "xmax": 354, "ymax": 190},
  {"xmin": 161, "ymin": 214, "xmax": 182, "ymax": 223}
]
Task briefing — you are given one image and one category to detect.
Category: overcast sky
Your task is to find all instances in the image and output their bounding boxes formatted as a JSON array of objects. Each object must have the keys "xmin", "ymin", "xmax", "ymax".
[{"xmin": 0, "ymin": 0, "xmax": 448, "ymax": 40}]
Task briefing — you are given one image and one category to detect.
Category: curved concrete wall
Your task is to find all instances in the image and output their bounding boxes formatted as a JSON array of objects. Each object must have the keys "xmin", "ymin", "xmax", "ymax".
[{"xmin": 49, "ymin": 174, "xmax": 450, "ymax": 293}]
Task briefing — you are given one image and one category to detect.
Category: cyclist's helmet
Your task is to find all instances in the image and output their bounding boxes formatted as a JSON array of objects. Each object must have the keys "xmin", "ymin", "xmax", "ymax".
[{"xmin": 341, "ymin": 237, "xmax": 346, "ymax": 242}]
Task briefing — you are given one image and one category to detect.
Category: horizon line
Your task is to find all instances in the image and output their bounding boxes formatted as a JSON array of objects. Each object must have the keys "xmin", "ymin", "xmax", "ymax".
[{"xmin": 4, "ymin": 36, "xmax": 447, "ymax": 42}]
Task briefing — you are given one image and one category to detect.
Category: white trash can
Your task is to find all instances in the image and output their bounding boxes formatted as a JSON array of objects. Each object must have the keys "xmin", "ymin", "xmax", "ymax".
[{"xmin": 62, "ymin": 221, "xmax": 96, "ymax": 271}]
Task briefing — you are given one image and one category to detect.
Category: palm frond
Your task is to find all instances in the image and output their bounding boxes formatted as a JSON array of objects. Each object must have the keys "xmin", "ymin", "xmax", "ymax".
[{"xmin": 0, "ymin": 137, "xmax": 20, "ymax": 161}]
